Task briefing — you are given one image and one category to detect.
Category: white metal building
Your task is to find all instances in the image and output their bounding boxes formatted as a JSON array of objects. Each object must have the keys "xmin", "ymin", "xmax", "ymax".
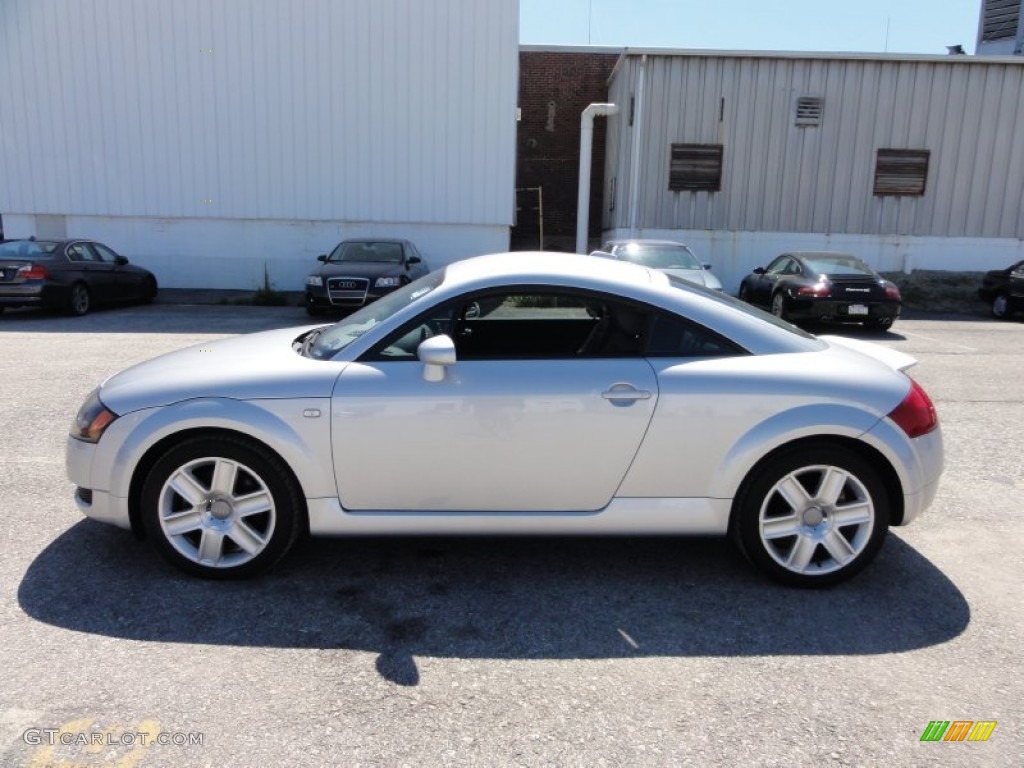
[
  {"xmin": 0, "ymin": 0, "xmax": 519, "ymax": 289},
  {"xmin": 602, "ymin": 50, "xmax": 1024, "ymax": 291},
  {"xmin": 977, "ymin": 0, "xmax": 1023, "ymax": 55}
]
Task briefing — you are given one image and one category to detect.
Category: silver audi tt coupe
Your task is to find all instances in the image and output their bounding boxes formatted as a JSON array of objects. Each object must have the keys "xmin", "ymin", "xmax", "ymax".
[{"xmin": 67, "ymin": 252, "xmax": 943, "ymax": 586}]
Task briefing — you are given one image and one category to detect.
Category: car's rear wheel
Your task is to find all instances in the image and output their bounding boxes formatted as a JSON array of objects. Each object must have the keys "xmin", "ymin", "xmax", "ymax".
[
  {"xmin": 733, "ymin": 444, "xmax": 890, "ymax": 587},
  {"xmin": 67, "ymin": 282, "xmax": 91, "ymax": 316},
  {"xmin": 991, "ymin": 293, "xmax": 1010, "ymax": 320},
  {"xmin": 771, "ymin": 291, "xmax": 789, "ymax": 320},
  {"xmin": 865, "ymin": 316, "xmax": 894, "ymax": 331},
  {"xmin": 141, "ymin": 435, "xmax": 304, "ymax": 579}
]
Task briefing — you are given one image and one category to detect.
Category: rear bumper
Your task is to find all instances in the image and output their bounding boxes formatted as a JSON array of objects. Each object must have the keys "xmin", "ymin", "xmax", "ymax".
[{"xmin": 786, "ymin": 298, "xmax": 901, "ymax": 323}]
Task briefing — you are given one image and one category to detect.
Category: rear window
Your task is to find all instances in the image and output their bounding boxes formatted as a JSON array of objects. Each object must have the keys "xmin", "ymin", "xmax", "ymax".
[
  {"xmin": 0, "ymin": 241, "xmax": 60, "ymax": 259},
  {"xmin": 802, "ymin": 256, "xmax": 874, "ymax": 276}
]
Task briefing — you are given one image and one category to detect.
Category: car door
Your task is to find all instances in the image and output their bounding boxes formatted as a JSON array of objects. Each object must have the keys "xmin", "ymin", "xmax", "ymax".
[
  {"xmin": 1010, "ymin": 261, "xmax": 1024, "ymax": 303},
  {"xmin": 93, "ymin": 242, "xmax": 142, "ymax": 298},
  {"xmin": 330, "ymin": 289, "xmax": 659, "ymax": 512},
  {"xmin": 66, "ymin": 242, "xmax": 114, "ymax": 301},
  {"xmin": 752, "ymin": 256, "xmax": 792, "ymax": 305}
]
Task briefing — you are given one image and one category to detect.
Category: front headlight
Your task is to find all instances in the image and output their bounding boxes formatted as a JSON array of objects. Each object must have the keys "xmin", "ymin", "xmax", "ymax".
[
  {"xmin": 375, "ymin": 276, "xmax": 402, "ymax": 288},
  {"xmin": 71, "ymin": 388, "xmax": 118, "ymax": 443},
  {"xmin": 306, "ymin": 275, "xmax": 323, "ymax": 287}
]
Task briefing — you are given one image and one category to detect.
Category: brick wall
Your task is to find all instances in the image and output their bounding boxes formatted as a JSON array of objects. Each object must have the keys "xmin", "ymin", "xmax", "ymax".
[{"xmin": 513, "ymin": 51, "xmax": 620, "ymax": 251}]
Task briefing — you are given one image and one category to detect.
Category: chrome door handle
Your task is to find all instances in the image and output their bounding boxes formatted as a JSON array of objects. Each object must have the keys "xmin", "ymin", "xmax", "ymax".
[{"xmin": 601, "ymin": 383, "xmax": 653, "ymax": 402}]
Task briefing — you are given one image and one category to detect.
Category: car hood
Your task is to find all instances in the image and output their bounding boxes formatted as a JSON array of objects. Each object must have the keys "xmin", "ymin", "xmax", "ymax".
[
  {"xmin": 313, "ymin": 261, "xmax": 405, "ymax": 279},
  {"xmin": 660, "ymin": 267, "xmax": 723, "ymax": 291},
  {"xmin": 98, "ymin": 327, "xmax": 343, "ymax": 414}
]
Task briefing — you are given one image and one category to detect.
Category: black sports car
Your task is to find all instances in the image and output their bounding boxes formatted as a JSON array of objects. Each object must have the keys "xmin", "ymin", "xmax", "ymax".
[
  {"xmin": 738, "ymin": 251, "xmax": 901, "ymax": 330},
  {"xmin": 304, "ymin": 238, "xmax": 430, "ymax": 316},
  {"xmin": 978, "ymin": 260, "xmax": 1024, "ymax": 320},
  {"xmin": 0, "ymin": 238, "xmax": 158, "ymax": 316}
]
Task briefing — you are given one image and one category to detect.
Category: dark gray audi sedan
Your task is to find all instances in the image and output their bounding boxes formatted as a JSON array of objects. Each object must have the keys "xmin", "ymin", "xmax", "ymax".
[{"xmin": 304, "ymin": 238, "xmax": 429, "ymax": 316}]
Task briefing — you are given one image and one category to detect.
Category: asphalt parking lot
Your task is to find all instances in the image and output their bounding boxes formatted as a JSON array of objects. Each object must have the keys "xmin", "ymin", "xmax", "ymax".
[{"xmin": 0, "ymin": 303, "xmax": 1021, "ymax": 767}]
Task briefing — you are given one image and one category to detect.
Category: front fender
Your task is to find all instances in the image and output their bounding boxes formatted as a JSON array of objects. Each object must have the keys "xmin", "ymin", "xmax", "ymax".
[
  {"xmin": 708, "ymin": 403, "xmax": 882, "ymax": 499},
  {"xmin": 96, "ymin": 397, "xmax": 336, "ymax": 500}
]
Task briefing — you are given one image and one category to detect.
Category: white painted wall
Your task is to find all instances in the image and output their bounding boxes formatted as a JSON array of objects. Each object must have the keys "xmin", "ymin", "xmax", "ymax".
[
  {"xmin": 3, "ymin": 214, "xmax": 509, "ymax": 290},
  {"xmin": 603, "ymin": 227, "xmax": 1024, "ymax": 295},
  {"xmin": 0, "ymin": 0, "xmax": 520, "ymax": 287}
]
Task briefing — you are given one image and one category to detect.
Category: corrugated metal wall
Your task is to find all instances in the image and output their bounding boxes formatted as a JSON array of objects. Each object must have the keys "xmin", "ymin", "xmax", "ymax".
[
  {"xmin": 605, "ymin": 53, "xmax": 1024, "ymax": 239},
  {"xmin": 0, "ymin": 0, "xmax": 518, "ymax": 225}
]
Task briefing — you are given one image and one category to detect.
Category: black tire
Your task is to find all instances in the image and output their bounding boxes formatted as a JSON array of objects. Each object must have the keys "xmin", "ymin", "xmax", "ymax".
[
  {"xmin": 991, "ymin": 293, "xmax": 1010, "ymax": 320},
  {"xmin": 140, "ymin": 435, "xmax": 305, "ymax": 579},
  {"xmin": 865, "ymin": 316, "xmax": 894, "ymax": 332},
  {"xmin": 306, "ymin": 304, "xmax": 326, "ymax": 317},
  {"xmin": 141, "ymin": 276, "xmax": 158, "ymax": 304},
  {"xmin": 770, "ymin": 291, "xmax": 789, "ymax": 321},
  {"xmin": 67, "ymin": 282, "xmax": 91, "ymax": 316},
  {"xmin": 732, "ymin": 444, "xmax": 890, "ymax": 587}
]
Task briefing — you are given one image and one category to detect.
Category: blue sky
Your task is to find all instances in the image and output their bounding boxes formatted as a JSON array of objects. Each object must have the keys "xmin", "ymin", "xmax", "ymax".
[{"xmin": 520, "ymin": 0, "xmax": 983, "ymax": 55}]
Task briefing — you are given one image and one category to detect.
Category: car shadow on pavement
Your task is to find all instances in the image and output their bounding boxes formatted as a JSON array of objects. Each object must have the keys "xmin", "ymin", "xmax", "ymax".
[{"xmin": 19, "ymin": 522, "xmax": 969, "ymax": 686}]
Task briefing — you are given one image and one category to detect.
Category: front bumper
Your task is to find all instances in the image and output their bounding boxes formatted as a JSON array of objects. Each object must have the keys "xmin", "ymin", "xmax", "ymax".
[
  {"xmin": 66, "ymin": 435, "xmax": 132, "ymax": 530},
  {"xmin": 305, "ymin": 282, "xmax": 399, "ymax": 310}
]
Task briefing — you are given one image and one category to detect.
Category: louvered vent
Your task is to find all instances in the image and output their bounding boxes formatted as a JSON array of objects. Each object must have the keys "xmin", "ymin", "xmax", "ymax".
[
  {"xmin": 981, "ymin": 0, "xmax": 1020, "ymax": 41},
  {"xmin": 669, "ymin": 144, "xmax": 723, "ymax": 192},
  {"xmin": 873, "ymin": 149, "xmax": 930, "ymax": 196},
  {"xmin": 795, "ymin": 97, "xmax": 823, "ymax": 126}
]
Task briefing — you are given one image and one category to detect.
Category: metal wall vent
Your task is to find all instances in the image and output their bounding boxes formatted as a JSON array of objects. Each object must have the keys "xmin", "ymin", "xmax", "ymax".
[
  {"xmin": 795, "ymin": 97, "xmax": 823, "ymax": 126},
  {"xmin": 981, "ymin": 0, "xmax": 1020, "ymax": 42}
]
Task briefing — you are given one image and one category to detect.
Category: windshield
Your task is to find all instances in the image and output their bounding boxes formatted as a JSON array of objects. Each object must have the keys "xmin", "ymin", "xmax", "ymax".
[
  {"xmin": 308, "ymin": 270, "xmax": 444, "ymax": 360},
  {"xmin": 0, "ymin": 240, "xmax": 60, "ymax": 259},
  {"xmin": 666, "ymin": 275, "xmax": 819, "ymax": 340},
  {"xmin": 802, "ymin": 256, "xmax": 874, "ymax": 276},
  {"xmin": 327, "ymin": 241, "xmax": 404, "ymax": 263},
  {"xmin": 613, "ymin": 243, "xmax": 701, "ymax": 270}
]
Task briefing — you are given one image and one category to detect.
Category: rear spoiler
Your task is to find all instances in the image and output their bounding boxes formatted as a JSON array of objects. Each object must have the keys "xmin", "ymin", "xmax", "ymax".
[{"xmin": 819, "ymin": 335, "xmax": 918, "ymax": 372}]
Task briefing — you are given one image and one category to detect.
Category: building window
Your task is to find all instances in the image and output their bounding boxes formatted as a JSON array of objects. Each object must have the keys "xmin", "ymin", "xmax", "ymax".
[
  {"xmin": 669, "ymin": 144, "xmax": 723, "ymax": 192},
  {"xmin": 795, "ymin": 97, "xmax": 823, "ymax": 126},
  {"xmin": 873, "ymin": 149, "xmax": 930, "ymax": 196},
  {"xmin": 981, "ymin": 0, "xmax": 1020, "ymax": 41}
]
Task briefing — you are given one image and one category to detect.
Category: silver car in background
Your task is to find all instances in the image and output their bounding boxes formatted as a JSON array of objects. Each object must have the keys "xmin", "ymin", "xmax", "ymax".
[
  {"xmin": 596, "ymin": 238, "xmax": 724, "ymax": 291},
  {"xmin": 67, "ymin": 252, "xmax": 942, "ymax": 587}
]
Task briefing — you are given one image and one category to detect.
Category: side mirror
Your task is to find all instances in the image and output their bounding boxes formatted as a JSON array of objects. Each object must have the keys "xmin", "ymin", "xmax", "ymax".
[
  {"xmin": 407, "ymin": 255, "xmax": 422, "ymax": 265},
  {"xmin": 753, "ymin": 267, "xmax": 766, "ymax": 275},
  {"xmin": 702, "ymin": 263, "xmax": 712, "ymax": 270},
  {"xmin": 114, "ymin": 255, "xmax": 129, "ymax": 265},
  {"xmin": 317, "ymin": 254, "xmax": 327, "ymax": 263},
  {"xmin": 418, "ymin": 334, "xmax": 456, "ymax": 382}
]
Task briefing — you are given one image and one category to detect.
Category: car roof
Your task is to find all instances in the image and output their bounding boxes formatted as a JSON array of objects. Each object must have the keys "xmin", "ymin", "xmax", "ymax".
[
  {"xmin": 444, "ymin": 251, "xmax": 662, "ymax": 292},
  {"xmin": 785, "ymin": 251, "xmax": 861, "ymax": 260},
  {"xmin": 604, "ymin": 239, "xmax": 692, "ymax": 247},
  {"xmin": 336, "ymin": 238, "xmax": 409, "ymax": 245}
]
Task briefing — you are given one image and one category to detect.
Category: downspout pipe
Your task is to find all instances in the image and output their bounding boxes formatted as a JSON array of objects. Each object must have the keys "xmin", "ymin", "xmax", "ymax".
[
  {"xmin": 628, "ymin": 54, "xmax": 647, "ymax": 236},
  {"xmin": 576, "ymin": 103, "xmax": 619, "ymax": 254}
]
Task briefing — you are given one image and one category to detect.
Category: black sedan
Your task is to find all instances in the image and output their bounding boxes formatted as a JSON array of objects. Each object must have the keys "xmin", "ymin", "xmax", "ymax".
[
  {"xmin": 978, "ymin": 260, "xmax": 1024, "ymax": 320},
  {"xmin": 0, "ymin": 238, "xmax": 158, "ymax": 316},
  {"xmin": 304, "ymin": 238, "xmax": 430, "ymax": 316},
  {"xmin": 738, "ymin": 252, "xmax": 901, "ymax": 330}
]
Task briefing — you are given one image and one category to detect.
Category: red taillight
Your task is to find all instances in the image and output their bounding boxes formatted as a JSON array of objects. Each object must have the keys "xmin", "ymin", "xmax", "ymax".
[
  {"xmin": 797, "ymin": 282, "xmax": 831, "ymax": 297},
  {"xmin": 17, "ymin": 263, "xmax": 49, "ymax": 280},
  {"xmin": 883, "ymin": 281, "xmax": 901, "ymax": 300},
  {"xmin": 887, "ymin": 379, "xmax": 938, "ymax": 438}
]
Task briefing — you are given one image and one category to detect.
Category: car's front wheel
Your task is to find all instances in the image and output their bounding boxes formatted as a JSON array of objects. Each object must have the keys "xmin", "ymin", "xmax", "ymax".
[
  {"xmin": 991, "ymin": 293, "xmax": 1010, "ymax": 320},
  {"xmin": 733, "ymin": 444, "xmax": 890, "ymax": 587},
  {"xmin": 141, "ymin": 435, "xmax": 304, "ymax": 579}
]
